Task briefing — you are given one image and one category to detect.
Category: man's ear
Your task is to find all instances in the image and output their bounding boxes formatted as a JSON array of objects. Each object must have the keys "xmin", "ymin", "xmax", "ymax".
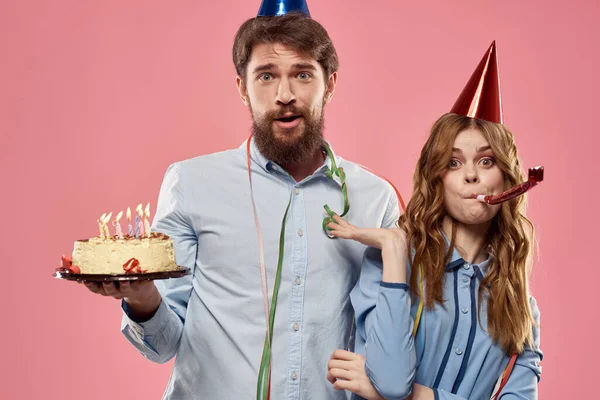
[
  {"xmin": 236, "ymin": 75, "xmax": 249, "ymax": 106},
  {"xmin": 324, "ymin": 72, "xmax": 338, "ymax": 104}
]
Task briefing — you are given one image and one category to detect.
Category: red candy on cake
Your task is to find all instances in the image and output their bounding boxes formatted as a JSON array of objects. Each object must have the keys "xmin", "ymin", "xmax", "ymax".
[{"xmin": 56, "ymin": 255, "xmax": 81, "ymax": 274}]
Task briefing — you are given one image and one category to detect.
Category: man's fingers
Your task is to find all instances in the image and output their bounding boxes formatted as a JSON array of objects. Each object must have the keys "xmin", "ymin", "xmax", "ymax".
[
  {"xmin": 83, "ymin": 282, "xmax": 106, "ymax": 295},
  {"xmin": 102, "ymin": 282, "xmax": 120, "ymax": 297},
  {"xmin": 83, "ymin": 280, "xmax": 146, "ymax": 300},
  {"xmin": 118, "ymin": 281, "xmax": 133, "ymax": 296}
]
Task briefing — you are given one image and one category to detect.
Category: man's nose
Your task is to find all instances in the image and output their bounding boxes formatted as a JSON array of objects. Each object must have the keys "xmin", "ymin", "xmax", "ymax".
[{"xmin": 275, "ymin": 79, "xmax": 296, "ymax": 105}]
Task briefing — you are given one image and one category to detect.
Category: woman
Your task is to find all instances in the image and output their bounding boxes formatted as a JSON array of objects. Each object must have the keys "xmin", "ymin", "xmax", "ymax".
[{"xmin": 326, "ymin": 43, "xmax": 543, "ymax": 400}]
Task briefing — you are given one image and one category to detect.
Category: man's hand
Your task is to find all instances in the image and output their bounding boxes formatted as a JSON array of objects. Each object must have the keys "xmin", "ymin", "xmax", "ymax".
[{"xmin": 61, "ymin": 255, "xmax": 162, "ymax": 321}]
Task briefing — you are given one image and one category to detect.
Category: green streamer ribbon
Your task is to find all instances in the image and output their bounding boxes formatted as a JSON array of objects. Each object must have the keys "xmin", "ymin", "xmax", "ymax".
[
  {"xmin": 321, "ymin": 143, "xmax": 350, "ymax": 237},
  {"xmin": 255, "ymin": 142, "xmax": 350, "ymax": 400},
  {"xmin": 256, "ymin": 193, "xmax": 291, "ymax": 400}
]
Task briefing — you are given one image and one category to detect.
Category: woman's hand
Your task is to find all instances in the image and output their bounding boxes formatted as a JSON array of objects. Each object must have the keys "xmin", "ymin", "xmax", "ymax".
[
  {"xmin": 327, "ymin": 349, "xmax": 384, "ymax": 400},
  {"xmin": 326, "ymin": 214, "xmax": 406, "ymax": 250},
  {"xmin": 327, "ymin": 214, "xmax": 409, "ymax": 283}
]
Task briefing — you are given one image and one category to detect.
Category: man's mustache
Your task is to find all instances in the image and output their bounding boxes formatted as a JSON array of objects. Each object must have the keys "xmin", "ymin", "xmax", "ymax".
[{"xmin": 264, "ymin": 105, "xmax": 308, "ymax": 120}]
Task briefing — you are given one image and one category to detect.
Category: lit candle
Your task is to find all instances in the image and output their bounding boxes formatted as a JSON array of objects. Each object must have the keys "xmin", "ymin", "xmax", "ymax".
[
  {"xmin": 103, "ymin": 212, "xmax": 112, "ymax": 238},
  {"xmin": 127, "ymin": 207, "xmax": 133, "ymax": 236},
  {"xmin": 136, "ymin": 203, "xmax": 144, "ymax": 237},
  {"xmin": 144, "ymin": 202, "xmax": 151, "ymax": 238},
  {"xmin": 97, "ymin": 213, "xmax": 106, "ymax": 238},
  {"xmin": 113, "ymin": 211, "xmax": 124, "ymax": 239}
]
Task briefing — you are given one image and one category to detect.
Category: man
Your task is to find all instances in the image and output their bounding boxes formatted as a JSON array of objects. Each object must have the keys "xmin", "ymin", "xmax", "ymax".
[{"xmin": 80, "ymin": 1, "xmax": 401, "ymax": 398}]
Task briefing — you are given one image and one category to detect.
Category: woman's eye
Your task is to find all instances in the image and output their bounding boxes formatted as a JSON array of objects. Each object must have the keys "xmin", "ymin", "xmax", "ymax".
[
  {"xmin": 479, "ymin": 157, "xmax": 495, "ymax": 167},
  {"xmin": 448, "ymin": 159, "xmax": 461, "ymax": 169}
]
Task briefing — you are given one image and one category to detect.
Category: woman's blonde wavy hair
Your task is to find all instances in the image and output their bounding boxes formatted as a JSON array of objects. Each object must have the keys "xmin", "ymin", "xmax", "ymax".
[{"xmin": 399, "ymin": 113, "xmax": 535, "ymax": 355}]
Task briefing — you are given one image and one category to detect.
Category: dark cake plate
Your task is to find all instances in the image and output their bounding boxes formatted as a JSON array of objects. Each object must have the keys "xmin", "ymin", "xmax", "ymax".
[{"xmin": 53, "ymin": 267, "xmax": 191, "ymax": 282}]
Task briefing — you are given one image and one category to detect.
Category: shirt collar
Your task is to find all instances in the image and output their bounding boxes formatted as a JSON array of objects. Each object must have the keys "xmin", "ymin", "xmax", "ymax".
[
  {"xmin": 241, "ymin": 135, "xmax": 343, "ymax": 186},
  {"xmin": 443, "ymin": 231, "xmax": 492, "ymax": 276}
]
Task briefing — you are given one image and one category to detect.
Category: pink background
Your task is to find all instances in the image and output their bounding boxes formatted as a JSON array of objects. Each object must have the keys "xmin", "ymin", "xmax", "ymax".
[{"xmin": 1, "ymin": 0, "xmax": 597, "ymax": 398}]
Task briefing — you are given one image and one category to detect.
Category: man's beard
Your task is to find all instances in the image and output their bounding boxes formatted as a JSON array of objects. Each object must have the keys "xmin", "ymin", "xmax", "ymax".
[{"xmin": 251, "ymin": 104, "xmax": 325, "ymax": 165}]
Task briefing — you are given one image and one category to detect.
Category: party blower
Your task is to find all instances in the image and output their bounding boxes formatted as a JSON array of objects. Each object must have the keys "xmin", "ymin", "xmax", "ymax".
[{"xmin": 471, "ymin": 166, "xmax": 544, "ymax": 205}]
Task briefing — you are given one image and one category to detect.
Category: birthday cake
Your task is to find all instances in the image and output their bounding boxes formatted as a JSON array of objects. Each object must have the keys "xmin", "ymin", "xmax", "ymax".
[
  {"xmin": 71, "ymin": 234, "xmax": 179, "ymax": 275},
  {"xmin": 64, "ymin": 203, "xmax": 180, "ymax": 275}
]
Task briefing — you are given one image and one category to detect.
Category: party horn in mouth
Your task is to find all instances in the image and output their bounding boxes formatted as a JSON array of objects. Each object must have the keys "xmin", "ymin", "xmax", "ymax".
[{"xmin": 473, "ymin": 166, "xmax": 544, "ymax": 205}]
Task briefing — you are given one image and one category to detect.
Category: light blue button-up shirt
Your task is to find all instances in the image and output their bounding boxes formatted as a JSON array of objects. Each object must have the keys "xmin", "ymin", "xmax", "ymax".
[
  {"xmin": 351, "ymin": 244, "xmax": 543, "ymax": 400},
  {"xmin": 120, "ymin": 138, "xmax": 400, "ymax": 399}
]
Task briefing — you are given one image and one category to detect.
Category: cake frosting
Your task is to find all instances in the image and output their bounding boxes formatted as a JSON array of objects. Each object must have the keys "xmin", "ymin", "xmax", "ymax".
[{"xmin": 71, "ymin": 233, "xmax": 179, "ymax": 274}]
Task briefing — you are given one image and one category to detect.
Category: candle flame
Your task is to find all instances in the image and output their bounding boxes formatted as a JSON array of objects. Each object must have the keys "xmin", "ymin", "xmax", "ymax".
[
  {"xmin": 99, "ymin": 213, "xmax": 106, "ymax": 222},
  {"xmin": 136, "ymin": 203, "xmax": 143, "ymax": 217},
  {"xmin": 116, "ymin": 211, "xmax": 123, "ymax": 222},
  {"xmin": 103, "ymin": 212, "xmax": 113, "ymax": 225},
  {"xmin": 144, "ymin": 202, "xmax": 150, "ymax": 218},
  {"xmin": 127, "ymin": 207, "xmax": 131, "ymax": 220}
]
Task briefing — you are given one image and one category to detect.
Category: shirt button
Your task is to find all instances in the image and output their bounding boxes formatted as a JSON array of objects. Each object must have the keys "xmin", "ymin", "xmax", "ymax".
[
  {"xmin": 463, "ymin": 262, "xmax": 470, "ymax": 270},
  {"xmin": 461, "ymin": 307, "xmax": 469, "ymax": 314},
  {"xmin": 292, "ymin": 323, "xmax": 300, "ymax": 331},
  {"xmin": 297, "ymin": 229, "xmax": 303, "ymax": 237},
  {"xmin": 295, "ymin": 188, "xmax": 300, "ymax": 195},
  {"xmin": 462, "ymin": 276, "xmax": 470, "ymax": 283},
  {"xmin": 291, "ymin": 371, "xmax": 298, "ymax": 380},
  {"xmin": 295, "ymin": 277, "xmax": 302, "ymax": 285},
  {"xmin": 455, "ymin": 348, "xmax": 463, "ymax": 355}
]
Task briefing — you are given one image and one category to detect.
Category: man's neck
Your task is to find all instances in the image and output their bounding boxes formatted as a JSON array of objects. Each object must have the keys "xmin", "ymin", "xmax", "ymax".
[{"xmin": 281, "ymin": 148, "xmax": 326, "ymax": 182}]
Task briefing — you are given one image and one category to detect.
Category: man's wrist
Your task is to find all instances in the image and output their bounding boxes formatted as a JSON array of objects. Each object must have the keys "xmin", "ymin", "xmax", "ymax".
[{"xmin": 124, "ymin": 289, "xmax": 162, "ymax": 322}]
